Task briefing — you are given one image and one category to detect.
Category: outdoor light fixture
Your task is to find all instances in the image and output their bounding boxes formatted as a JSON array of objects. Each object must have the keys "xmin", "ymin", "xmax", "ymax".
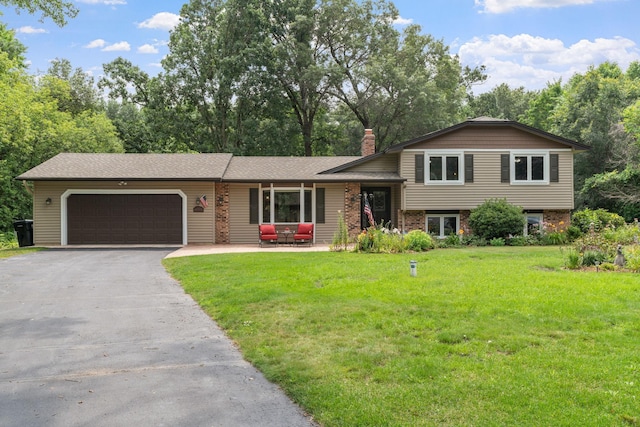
[
  {"xmin": 45, "ymin": 197, "xmax": 52, "ymax": 205},
  {"xmin": 118, "ymin": 181, "xmax": 127, "ymax": 186}
]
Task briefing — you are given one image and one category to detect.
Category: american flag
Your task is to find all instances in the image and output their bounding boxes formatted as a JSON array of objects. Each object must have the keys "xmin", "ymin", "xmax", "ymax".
[
  {"xmin": 363, "ymin": 195, "xmax": 375, "ymax": 226},
  {"xmin": 199, "ymin": 195, "xmax": 208, "ymax": 208}
]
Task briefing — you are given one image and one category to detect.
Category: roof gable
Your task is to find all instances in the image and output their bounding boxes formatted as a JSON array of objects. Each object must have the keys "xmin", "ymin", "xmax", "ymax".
[
  {"xmin": 322, "ymin": 118, "xmax": 590, "ymax": 174},
  {"xmin": 385, "ymin": 117, "xmax": 590, "ymax": 152}
]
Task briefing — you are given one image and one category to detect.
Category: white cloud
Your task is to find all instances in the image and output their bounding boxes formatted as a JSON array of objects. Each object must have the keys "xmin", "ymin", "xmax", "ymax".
[
  {"xmin": 16, "ymin": 26, "xmax": 47, "ymax": 34},
  {"xmin": 475, "ymin": 0, "xmax": 604, "ymax": 14},
  {"xmin": 138, "ymin": 44, "xmax": 159, "ymax": 54},
  {"xmin": 458, "ymin": 33, "xmax": 640, "ymax": 93},
  {"xmin": 85, "ymin": 39, "xmax": 107, "ymax": 48},
  {"xmin": 76, "ymin": 0, "xmax": 127, "ymax": 4},
  {"xmin": 393, "ymin": 16, "xmax": 413, "ymax": 26},
  {"xmin": 102, "ymin": 41, "xmax": 131, "ymax": 52},
  {"xmin": 138, "ymin": 12, "xmax": 180, "ymax": 31}
]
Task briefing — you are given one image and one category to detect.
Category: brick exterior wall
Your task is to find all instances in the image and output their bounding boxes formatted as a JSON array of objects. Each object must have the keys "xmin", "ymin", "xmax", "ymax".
[
  {"xmin": 459, "ymin": 210, "xmax": 471, "ymax": 234},
  {"xmin": 403, "ymin": 210, "xmax": 425, "ymax": 232},
  {"xmin": 344, "ymin": 183, "xmax": 361, "ymax": 237},
  {"xmin": 215, "ymin": 182, "xmax": 230, "ymax": 244},
  {"xmin": 543, "ymin": 210, "xmax": 571, "ymax": 232}
]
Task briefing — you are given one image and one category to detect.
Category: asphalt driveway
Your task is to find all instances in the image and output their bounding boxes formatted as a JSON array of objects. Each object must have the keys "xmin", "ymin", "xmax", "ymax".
[{"xmin": 0, "ymin": 249, "xmax": 315, "ymax": 427}]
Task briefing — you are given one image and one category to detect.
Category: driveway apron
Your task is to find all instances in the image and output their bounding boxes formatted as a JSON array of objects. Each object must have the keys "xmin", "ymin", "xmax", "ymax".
[{"xmin": 0, "ymin": 249, "xmax": 314, "ymax": 427}]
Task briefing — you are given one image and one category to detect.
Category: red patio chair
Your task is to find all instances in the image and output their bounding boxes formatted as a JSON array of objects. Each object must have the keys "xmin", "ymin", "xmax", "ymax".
[
  {"xmin": 293, "ymin": 223, "xmax": 314, "ymax": 246},
  {"xmin": 258, "ymin": 224, "xmax": 278, "ymax": 246}
]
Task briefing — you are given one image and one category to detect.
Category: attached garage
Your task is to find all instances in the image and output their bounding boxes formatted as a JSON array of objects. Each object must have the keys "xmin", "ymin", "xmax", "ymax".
[
  {"xmin": 17, "ymin": 153, "xmax": 233, "ymax": 246},
  {"xmin": 67, "ymin": 193, "xmax": 183, "ymax": 244}
]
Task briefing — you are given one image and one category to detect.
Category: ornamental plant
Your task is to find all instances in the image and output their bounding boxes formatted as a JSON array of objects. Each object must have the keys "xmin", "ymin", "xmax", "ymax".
[
  {"xmin": 403, "ymin": 230, "xmax": 435, "ymax": 251},
  {"xmin": 468, "ymin": 198, "xmax": 525, "ymax": 240}
]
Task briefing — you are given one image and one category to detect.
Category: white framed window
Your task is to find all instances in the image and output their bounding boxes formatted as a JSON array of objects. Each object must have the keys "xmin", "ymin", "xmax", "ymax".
[
  {"xmin": 261, "ymin": 187, "xmax": 312, "ymax": 224},
  {"xmin": 524, "ymin": 213, "xmax": 543, "ymax": 236},
  {"xmin": 511, "ymin": 151, "xmax": 549, "ymax": 184},
  {"xmin": 426, "ymin": 150, "xmax": 464, "ymax": 184},
  {"xmin": 426, "ymin": 214, "xmax": 460, "ymax": 238}
]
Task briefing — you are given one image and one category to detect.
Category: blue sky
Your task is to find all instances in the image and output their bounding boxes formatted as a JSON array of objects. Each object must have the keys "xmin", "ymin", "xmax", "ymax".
[{"xmin": 2, "ymin": 0, "xmax": 639, "ymax": 94}]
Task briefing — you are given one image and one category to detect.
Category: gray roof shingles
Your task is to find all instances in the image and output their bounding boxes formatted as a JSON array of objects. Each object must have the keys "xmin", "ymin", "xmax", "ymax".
[
  {"xmin": 17, "ymin": 153, "xmax": 403, "ymax": 182},
  {"xmin": 17, "ymin": 153, "xmax": 234, "ymax": 180}
]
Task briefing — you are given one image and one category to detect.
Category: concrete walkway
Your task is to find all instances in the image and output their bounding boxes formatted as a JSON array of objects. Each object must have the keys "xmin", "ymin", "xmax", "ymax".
[
  {"xmin": 165, "ymin": 243, "xmax": 331, "ymax": 258},
  {"xmin": 0, "ymin": 248, "xmax": 316, "ymax": 427}
]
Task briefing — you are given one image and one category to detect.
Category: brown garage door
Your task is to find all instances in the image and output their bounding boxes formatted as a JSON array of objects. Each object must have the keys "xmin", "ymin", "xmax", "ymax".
[{"xmin": 67, "ymin": 194, "xmax": 183, "ymax": 244}]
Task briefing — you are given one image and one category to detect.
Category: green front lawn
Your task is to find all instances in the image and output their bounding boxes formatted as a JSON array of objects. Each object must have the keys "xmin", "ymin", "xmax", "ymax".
[{"xmin": 164, "ymin": 247, "xmax": 640, "ymax": 426}]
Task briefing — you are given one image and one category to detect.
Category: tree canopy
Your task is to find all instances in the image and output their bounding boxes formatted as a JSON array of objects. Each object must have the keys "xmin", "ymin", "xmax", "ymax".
[{"xmin": 0, "ymin": 0, "xmax": 78, "ymax": 26}]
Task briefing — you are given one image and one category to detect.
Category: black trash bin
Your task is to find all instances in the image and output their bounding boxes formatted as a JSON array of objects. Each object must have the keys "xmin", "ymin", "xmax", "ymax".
[{"xmin": 13, "ymin": 219, "xmax": 34, "ymax": 247}]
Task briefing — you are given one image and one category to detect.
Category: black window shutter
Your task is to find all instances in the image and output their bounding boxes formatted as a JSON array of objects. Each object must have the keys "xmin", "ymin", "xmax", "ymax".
[
  {"xmin": 501, "ymin": 154, "xmax": 510, "ymax": 183},
  {"xmin": 550, "ymin": 154, "xmax": 559, "ymax": 183},
  {"xmin": 415, "ymin": 154, "xmax": 424, "ymax": 183},
  {"xmin": 249, "ymin": 188, "xmax": 259, "ymax": 224},
  {"xmin": 316, "ymin": 188, "xmax": 325, "ymax": 224},
  {"xmin": 464, "ymin": 154, "xmax": 474, "ymax": 183}
]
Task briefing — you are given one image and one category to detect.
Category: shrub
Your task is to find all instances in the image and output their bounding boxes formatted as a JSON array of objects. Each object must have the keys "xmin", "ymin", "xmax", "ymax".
[
  {"xmin": 582, "ymin": 250, "xmax": 607, "ymax": 266},
  {"xmin": 489, "ymin": 237, "xmax": 506, "ymax": 247},
  {"xmin": 571, "ymin": 208, "xmax": 626, "ymax": 233},
  {"xmin": 403, "ymin": 230, "xmax": 434, "ymax": 252},
  {"xmin": 626, "ymin": 246, "xmax": 640, "ymax": 272},
  {"xmin": 546, "ymin": 231, "xmax": 568, "ymax": 245},
  {"xmin": 563, "ymin": 248, "xmax": 582, "ymax": 269},
  {"xmin": 441, "ymin": 233, "xmax": 462, "ymax": 248},
  {"xmin": 508, "ymin": 235, "xmax": 528, "ymax": 246},
  {"xmin": 565, "ymin": 225, "xmax": 582, "ymax": 241},
  {"xmin": 0, "ymin": 232, "xmax": 18, "ymax": 250},
  {"xmin": 462, "ymin": 235, "xmax": 488, "ymax": 246},
  {"xmin": 356, "ymin": 226, "xmax": 404, "ymax": 253},
  {"xmin": 600, "ymin": 262, "xmax": 616, "ymax": 271},
  {"xmin": 469, "ymin": 199, "xmax": 525, "ymax": 240}
]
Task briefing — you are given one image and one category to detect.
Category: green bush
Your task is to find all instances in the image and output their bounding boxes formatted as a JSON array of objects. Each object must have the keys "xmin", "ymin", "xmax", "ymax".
[
  {"xmin": 626, "ymin": 246, "xmax": 640, "ymax": 272},
  {"xmin": 563, "ymin": 248, "xmax": 582, "ymax": 269},
  {"xmin": 565, "ymin": 225, "xmax": 582, "ymax": 241},
  {"xmin": 440, "ymin": 233, "xmax": 462, "ymax": 248},
  {"xmin": 571, "ymin": 208, "xmax": 626, "ymax": 233},
  {"xmin": 403, "ymin": 230, "xmax": 435, "ymax": 252},
  {"xmin": 600, "ymin": 262, "xmax": 616, "ymax": 271},
  {"xmin": 489, "ymin": 237, "xmax": 506, "ymax": 246},
  {"xmin": 0, "ymin": 232, "xmax": 18, "ymax": 250},
  {"xmin": 356, "ymin": 227, "xmax": 404, "ymax": 253},
  {"xmin": 582, "ymin": 250, "xmax": 607, "ymax": 266},
  {"xmin": 469, "ymin": 199, "xmax": 525, "ymax": 240},
  {"xmin": 508, "ymin": 235, "xmax": 528, "ymax": 246}
]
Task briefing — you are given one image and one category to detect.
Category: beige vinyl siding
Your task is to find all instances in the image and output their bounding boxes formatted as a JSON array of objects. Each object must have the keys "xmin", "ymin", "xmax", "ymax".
[
  {"xmin": 315, "ymin": 184, "xmax": 343, "ymax": 243},
  {"xmin": 344, "ymin": 154, "xmax": 399, "ymax": 172},
  {"xmin": 229, "ymin": 183, "xmax": 344, "ymax": 244},
  {"xmin": 228, "ymin": 184, "xmax": 256, "ymax": 244},
  {"xmin": 401, "ymin": 151, "xmax": 575, "ymax": 210},
  {"xmin": 32, "ymin": 181, "xmax": 215, "ymax": 245},
  {"xmin": 410, "ymin": 127, "xmax": 563, "ymax": 150}
]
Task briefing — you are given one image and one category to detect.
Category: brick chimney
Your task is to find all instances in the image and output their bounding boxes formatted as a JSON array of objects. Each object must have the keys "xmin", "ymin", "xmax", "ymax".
[{"xmin": 361, "ymin": 128, "xmax": 375, "ymax": 157}]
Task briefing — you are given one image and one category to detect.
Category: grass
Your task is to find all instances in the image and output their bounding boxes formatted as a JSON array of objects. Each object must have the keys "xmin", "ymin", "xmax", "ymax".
[
  {"xmin": 163, "ymin": 247, "xmax": 640, "ymax": 426},
  {"xmin": 0, "ymin": 247, "xmax": 43, "ymax": 258}
]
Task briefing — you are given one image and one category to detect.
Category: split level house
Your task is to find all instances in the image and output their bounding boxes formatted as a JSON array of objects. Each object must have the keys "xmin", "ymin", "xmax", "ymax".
[{"xmin": 17, "ymin": 117, "xmax": 590, "ymax": 246}]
